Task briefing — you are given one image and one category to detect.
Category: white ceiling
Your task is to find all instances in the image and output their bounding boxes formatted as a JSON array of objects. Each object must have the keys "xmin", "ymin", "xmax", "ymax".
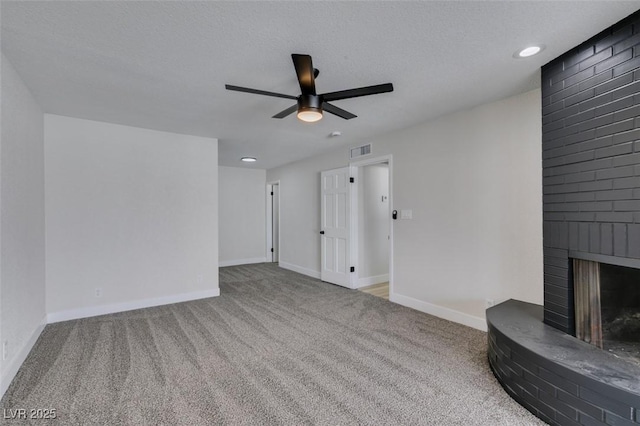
[{"xmin": 2, "ymin": 1, "xmax": 639, "ymax": 170}]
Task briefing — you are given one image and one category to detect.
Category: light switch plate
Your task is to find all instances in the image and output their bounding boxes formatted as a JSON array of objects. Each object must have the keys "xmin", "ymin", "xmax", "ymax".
[{"xmin": 400, "ymin": 209, "xmax": 413, "ymax": 219}]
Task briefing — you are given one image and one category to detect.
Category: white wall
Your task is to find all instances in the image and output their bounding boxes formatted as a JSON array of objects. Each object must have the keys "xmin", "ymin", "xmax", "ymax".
[
  {"xmin": 45, "ymin": 115, "xmax": 219, "ymax": 321},
  {"xmin": 267, "ymin": 89, "xmax": 543, "ymax": 330},
  {"xmin": 358, "ymin": 163, "xmax": 389, "ymax": 284},
  {"xmin": 1, "ymin": 55, "xmax": 47, "ymax": 395},
  {"xmin": 266, "ymin": 154, "xmax": 342, "ymax": 279},
  {"xmin": 218, "ymin": 166, "xmax": 266, "ymax": 266}
]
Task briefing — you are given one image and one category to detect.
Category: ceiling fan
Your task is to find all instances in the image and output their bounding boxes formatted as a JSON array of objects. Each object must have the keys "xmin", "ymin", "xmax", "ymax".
[{"xmin": 225, "ymin": 54, "xmax": 393, "ymax": 123}]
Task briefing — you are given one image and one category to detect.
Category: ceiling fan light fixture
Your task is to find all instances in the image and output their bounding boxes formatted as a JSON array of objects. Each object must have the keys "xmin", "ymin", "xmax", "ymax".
[
  {"xmin": 226, "ymin": 54, "xmax": 393, "ymax": 122},
  {"xmin": 297, "ymin": 108, "xmax": 323, "ymax": 123},
  {"xmin": 297, "ymin": 94, "xmax": 323, "ymax": 123}
]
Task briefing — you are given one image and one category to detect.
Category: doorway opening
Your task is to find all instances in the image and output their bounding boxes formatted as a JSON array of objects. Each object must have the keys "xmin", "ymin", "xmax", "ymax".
[
  {"xmin": 351, "ymin": 156, "xmax": 392, "ymax": 299},
  {"xmin": 318, "ymin": 155, "xmax": 393, "ymax": 292},
  {"xmin": 266, "ymin": 182, "xmax": 280, "ymax": 263}
]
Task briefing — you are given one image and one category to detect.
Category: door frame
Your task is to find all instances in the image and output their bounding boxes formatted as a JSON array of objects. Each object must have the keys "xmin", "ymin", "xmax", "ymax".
[
  {"xmin": 266, "ymin": 180, "xmax": 281, "ymax": 263},
  {"xmin": 349, "ymin": 155, "xmax": 394, "ymax": 295}
]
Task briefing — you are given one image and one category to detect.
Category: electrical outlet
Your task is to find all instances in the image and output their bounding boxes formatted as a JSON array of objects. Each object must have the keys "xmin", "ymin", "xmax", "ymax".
[
  {"xmin": 486, "ymin": 298, "xmax": 495, "ymax": 309},
  {"xmin": 95, "ymin": 287, "xmax": 102, "ymax": 298},
  {"xmin": 3, "ymin": 340, "xmax": 8, "ymax": 361}
]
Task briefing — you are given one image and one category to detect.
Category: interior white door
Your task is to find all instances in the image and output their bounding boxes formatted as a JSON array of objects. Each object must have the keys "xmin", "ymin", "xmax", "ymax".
[{"xmin": 320, "ymin": 167, "xmax": 351, "ymax": 287}]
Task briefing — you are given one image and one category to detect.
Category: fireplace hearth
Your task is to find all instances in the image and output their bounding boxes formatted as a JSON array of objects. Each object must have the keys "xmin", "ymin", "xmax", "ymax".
[{"xmin": 487, "ymin": 300, "xmax": 640, "ymax": 426}]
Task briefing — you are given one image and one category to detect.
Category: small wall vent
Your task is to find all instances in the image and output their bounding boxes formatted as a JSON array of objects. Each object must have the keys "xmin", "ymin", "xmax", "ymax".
[{"xmin": 350, "ymin": 143, "xmax": 371, "ymax": 159}]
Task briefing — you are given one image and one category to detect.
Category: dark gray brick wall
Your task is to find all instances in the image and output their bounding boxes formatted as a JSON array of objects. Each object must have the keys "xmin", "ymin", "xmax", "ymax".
[{"xmin": 542, "ymin": 10, "xmax": 640, "ymax": 334}]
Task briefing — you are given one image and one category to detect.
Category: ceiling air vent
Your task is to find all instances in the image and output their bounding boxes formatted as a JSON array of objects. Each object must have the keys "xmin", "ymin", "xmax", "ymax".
[{"xmin": 350, "ymin": 143, "xmax": 371, "ymax": 159}]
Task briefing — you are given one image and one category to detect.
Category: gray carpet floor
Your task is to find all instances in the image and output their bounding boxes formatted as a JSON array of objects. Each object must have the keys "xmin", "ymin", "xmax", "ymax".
[{"xmin": 1, "ymin": 263, "xmax": 543, "ymax": 425}]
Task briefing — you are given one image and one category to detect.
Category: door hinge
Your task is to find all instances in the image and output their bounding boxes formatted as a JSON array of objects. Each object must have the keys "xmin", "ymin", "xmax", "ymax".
[
  {"xmin": 350, "ymin": 266, "xmax": 355, "ymax": 273},
  {"xmin": 271, "ymin": 248, "xmax": 274, "ymax": 252},
  {"xmin": 271, "ymin": 192, "xmax": 273, "ymax": 196},
  {"xmin": 350, "ymin": 177, "xmax": 355, "ymax": 183}
]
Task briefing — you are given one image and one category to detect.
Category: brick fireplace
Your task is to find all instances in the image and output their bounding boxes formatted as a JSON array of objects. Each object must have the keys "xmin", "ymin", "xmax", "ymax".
[
  {"xmin": 541, "ymin": 10, "xmax": 640, "ymax": 337},
  {"xmin": 488, "ymin": 9, "xmax": 640, "ymax": 426}
]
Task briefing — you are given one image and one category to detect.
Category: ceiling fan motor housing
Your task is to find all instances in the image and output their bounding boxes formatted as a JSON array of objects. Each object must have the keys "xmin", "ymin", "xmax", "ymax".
[{"xmin": 298, "ymin": 94, "xmax": 322, "ymax": 114}]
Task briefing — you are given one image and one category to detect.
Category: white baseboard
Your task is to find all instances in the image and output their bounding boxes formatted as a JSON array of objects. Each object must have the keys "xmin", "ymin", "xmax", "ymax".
[
  {"xmin": 0, "ymin": 315, "xmax": 47, "ymax": 399},
  {"xmin": 278, "ymin": 262, "xmax": 321, "ymax": 279},
  {"xmin": 47, "ymin": 288, "xmax": 221, "ymax": 324},
  {"xmin": 219, "ymin": 257, "xmax": 267, "ymax": 267},
  {"xmin": 356, "ymin": 274, "xmax": 389, "ymax": 288},
  {"xmin": 390, "ymin": 292, "xmax": 487, "ymax": 332}
]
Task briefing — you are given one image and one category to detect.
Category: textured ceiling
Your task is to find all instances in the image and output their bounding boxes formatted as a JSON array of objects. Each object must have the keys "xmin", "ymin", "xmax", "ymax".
[{"xmin": 2, "ymin": 1, "xmax": 639, "ymax": 169}]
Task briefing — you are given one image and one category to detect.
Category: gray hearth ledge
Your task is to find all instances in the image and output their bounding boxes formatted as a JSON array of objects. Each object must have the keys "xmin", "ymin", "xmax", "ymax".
[{"xmin": 487, "ymin": 299, "xmax": 640, "ymax": 425}]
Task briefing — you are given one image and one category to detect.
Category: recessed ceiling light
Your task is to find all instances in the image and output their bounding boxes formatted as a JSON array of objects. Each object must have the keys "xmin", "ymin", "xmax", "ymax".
[
  {"xmin": 515, "ymin": 45, "xmax": 544, "ymax": 58},
  {"xmin": 241, "ymin": 157, "xmax": 257, "ymax": 162}
]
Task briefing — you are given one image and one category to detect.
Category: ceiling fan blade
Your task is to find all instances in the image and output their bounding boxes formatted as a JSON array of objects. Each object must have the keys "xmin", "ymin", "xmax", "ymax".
[
  {"xmin": 272, "ymin": 104, "xmax": 298, "ymax": 119},
  {"xmin": 225, "ymin": 84, "xmax": 297, "ymax": 100},
  {"xmin": 292, "ymin": 54, "xmax": 316, "ymax": 95},
  {"xmin": 323, "ymin": 102, "xmax": 357, "ymax": 120},
  {"xmin": 321, "ymin": 83, "xmax": 394, "ymax": 102}
]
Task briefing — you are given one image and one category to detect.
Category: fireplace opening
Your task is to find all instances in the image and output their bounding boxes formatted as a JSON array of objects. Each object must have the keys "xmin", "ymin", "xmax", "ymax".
[
  {"xmin": 573, "ymin": 259, "xmax": 640, "ymax": 367},
  {"xmin": 601, "ymin": 263, "xmax": 640, "ymax": 363}
]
